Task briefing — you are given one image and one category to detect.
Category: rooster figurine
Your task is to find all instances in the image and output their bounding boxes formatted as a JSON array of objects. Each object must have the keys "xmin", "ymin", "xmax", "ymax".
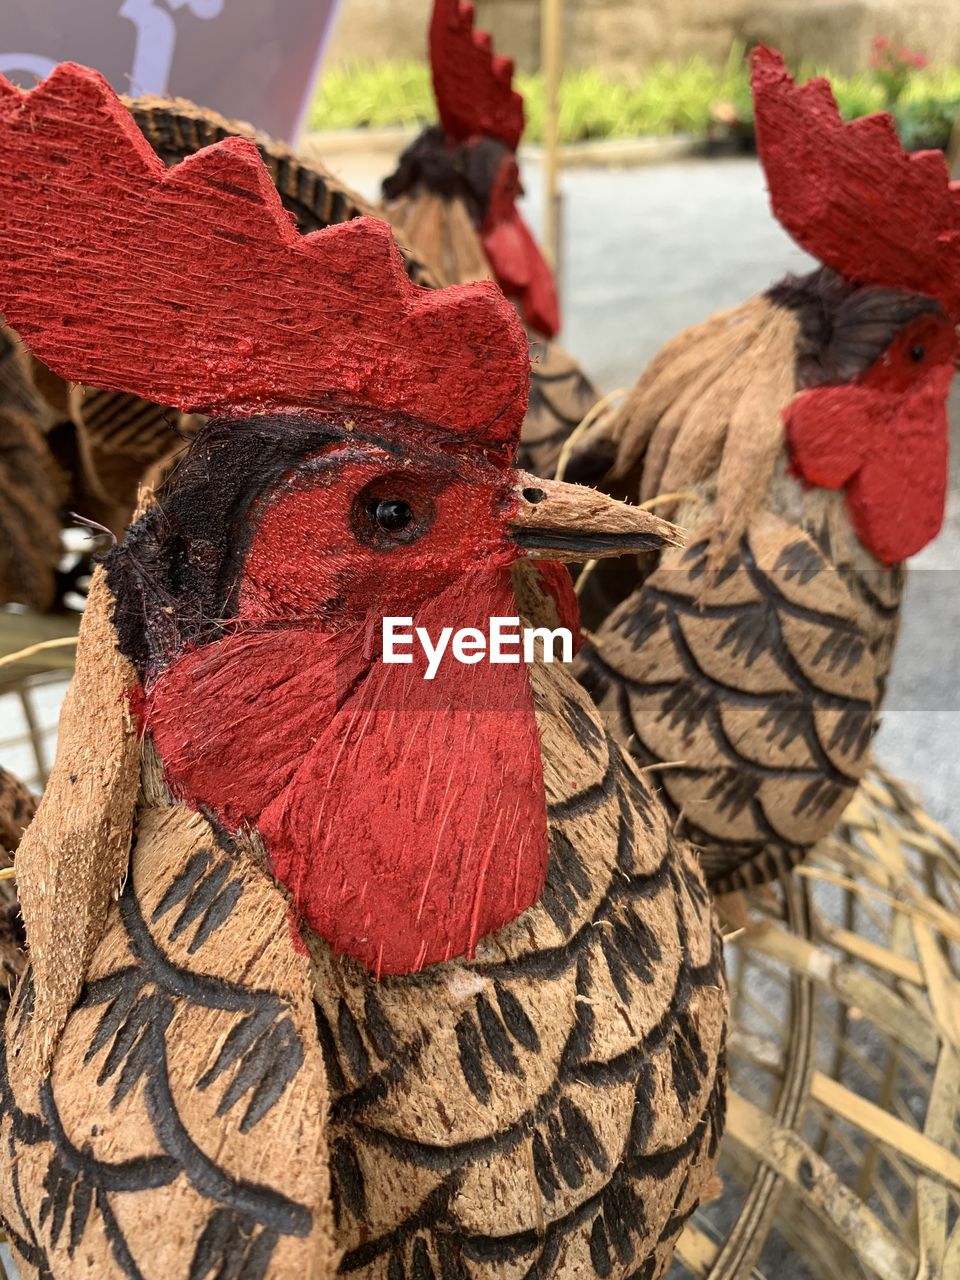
[
  {"xmin": 562, "ymin": 47, "xmax": 959, "ymax": 891},
  {"xmin": 0, "ymin": 66, "xmax": 727, "ymax": 1280},
  {"xmin": 383, "ymin": 0, "xmax": 599, "ymax": 476}
]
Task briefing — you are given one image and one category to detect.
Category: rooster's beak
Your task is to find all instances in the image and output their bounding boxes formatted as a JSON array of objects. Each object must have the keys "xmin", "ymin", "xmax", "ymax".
[{"xmin": 508, "ymin": 473, "xmax": 684, "ymax": 561}]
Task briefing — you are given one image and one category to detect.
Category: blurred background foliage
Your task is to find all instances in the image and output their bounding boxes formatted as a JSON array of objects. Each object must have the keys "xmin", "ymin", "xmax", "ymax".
[{"xmin": 309, "ymin": 40, "xmax": 960, "ymax": 151}]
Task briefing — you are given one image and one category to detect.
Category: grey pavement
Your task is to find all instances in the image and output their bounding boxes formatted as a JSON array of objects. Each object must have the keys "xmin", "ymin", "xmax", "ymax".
[{"xmin": 330, "ymin": 149, "xmax": 959, "ymax": 833}]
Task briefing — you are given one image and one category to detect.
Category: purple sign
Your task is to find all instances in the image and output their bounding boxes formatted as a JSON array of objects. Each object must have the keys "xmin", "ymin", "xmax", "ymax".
[{"xmin": 1, "ymin": 0, "xmax": 341, "ymax": 141}]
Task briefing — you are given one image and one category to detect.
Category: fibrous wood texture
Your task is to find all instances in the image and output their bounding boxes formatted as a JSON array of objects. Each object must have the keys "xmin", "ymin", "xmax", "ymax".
[
  {"xmin": 0, "ymin": 91, "xmax": 442, "ymax": 547},
  {"xmin": 1, "ymin": 797, "xmax": 337, "ymax": 1279},
  {"xmin": 384, "ymin": 1, "xmax": 560, "ymax": 338},
  {"xmin": 581, "ymin": 296, "xmax": 798, "ymax": 559},
  {"xmin": 12, "ymin": 570, "xmax": 140, "ymax": 1067},
  {"xmin": 387, "ymin": 188, "xmax": 494, "ymax": 290},
  {"xmin": 753, "ymin": 45, "xmax": 960, "ymax": 319},
  {"xmin": 784, "ymin": 307, "xmax": 956, "ymax": 564},
  {"xmin": 430, "ymin": 0, "xmax": 524, "ymax": 151},
  {"xmin": 551, "ymin": 263, "xmax": 947, "ymax": 889},
  {"xmin": 577, "ymin": 510, "xmax": 879, "ymax": 889},
  {"xmin": 0, "ymin": 65, "xmax": 529, "ymax": 440},
  {"xmin": 669, "ymin": 769, "xmax": 960, "ymax": 1280},
  {"xmin": 304, "ymin": 657, "xmax": 727, "ymax": 1279}
]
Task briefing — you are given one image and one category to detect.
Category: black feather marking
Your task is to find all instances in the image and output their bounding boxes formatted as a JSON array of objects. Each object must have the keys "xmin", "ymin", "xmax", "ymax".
[{"xmin": 454, "ymin": 1014, "xmax": 491, "ymax": 1105}]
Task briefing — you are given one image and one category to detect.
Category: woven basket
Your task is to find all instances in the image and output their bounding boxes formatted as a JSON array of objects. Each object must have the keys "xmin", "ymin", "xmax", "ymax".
[{"xmin": 673, "ymin": 769, "xmax": 960, "ymax": 1279}]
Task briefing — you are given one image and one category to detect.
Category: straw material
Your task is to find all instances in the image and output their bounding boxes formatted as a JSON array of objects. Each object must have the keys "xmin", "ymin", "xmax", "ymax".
[{"xmin": 670, "ymin": 768, "xmax": 960, "ymax": 1279}]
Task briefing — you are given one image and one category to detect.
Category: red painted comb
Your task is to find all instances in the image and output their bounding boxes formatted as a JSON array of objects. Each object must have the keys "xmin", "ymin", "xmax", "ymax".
[
  {"xmin": 752, "ymin": 45, "xmax": 960, "ymax": 318},
  {"xmin": 430, "ymin": 0, "xmax": 524, "ymax": 151},
  {"xmin": 0, "ymin": 64, "xmax": 529, "ymax": 444}
]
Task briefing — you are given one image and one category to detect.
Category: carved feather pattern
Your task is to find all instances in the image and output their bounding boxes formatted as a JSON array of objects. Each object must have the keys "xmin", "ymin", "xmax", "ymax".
[
  {"xmin": 577, "ymin": 510, "xmax": 881, "ymax": 889},
  {"xmin": 0, "ymin": 805, "xmax": 335, "ymax": 1279},
  {"xmin": 0, "ymin": 642, "xmax": 725, "ymax": 1280},
  {"xmin": 308, "ymin": 661, "xmax": 727, "ymax": 1279},
  {"xmin": 517, "ymin": 344, "xmax": 602, "ymax": 480}
]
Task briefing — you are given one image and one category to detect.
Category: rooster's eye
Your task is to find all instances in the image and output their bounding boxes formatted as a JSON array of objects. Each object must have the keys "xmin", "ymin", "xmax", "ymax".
[
  {"xmin": 372, "ymin": 499, "xmax": 413, "ymax": 532},
  {"xmin": 351, "ymin": 478, "xmax": 435, "ymax": 550},
  {"xmin": 911, "ymin": 345, "xmax": 926, "ymax": 362}
]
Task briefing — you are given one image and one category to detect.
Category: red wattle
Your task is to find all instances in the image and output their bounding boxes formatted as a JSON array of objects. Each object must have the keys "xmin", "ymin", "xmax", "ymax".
[
  {"xmin": 785, "ymin": 350, "xmax": 954, "ymax": 565},
  {"xmin": 482, "ymin": 211, "xmax": 560, "ymax": 338},
  {"xmin": 143, "ymin": 570, "xmax": 549, "ymax": 977}
]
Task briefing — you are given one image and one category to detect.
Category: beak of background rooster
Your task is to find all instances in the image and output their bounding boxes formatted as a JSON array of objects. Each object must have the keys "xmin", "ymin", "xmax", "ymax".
[{"xmin": 509, "ymin": 473, "xmax": 684, "ymax": 561}]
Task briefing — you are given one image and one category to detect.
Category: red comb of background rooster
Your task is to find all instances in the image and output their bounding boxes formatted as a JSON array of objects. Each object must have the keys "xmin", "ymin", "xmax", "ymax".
[
  {"xmin": 430, "ymin": 0, "xmax": 524, "ymax": 151},
  {"xmin": 753, "ymin": 45, "xmax": 960, "ymax": 317},
  {"xmin": 0, "ymin": 63, "xmax": 529, "ymax": 443}
]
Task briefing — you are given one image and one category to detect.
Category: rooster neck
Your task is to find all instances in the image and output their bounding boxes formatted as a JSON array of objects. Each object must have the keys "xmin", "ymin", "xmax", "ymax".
[{"xmin": 143, "ymin": 567, "xmax": 552, "ymax": 976}]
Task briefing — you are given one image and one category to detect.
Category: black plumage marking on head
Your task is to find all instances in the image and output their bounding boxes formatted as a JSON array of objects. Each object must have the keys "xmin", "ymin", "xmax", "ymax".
[
  {"xmin": 767, "ymin": 266, "xmax": 943, "ymax": 389},
  {"xmin": 104, "ymin": 416, "xmax": 343, "ymax": 677},
  {"xmin": 382, "ymin": 125, "xmax": 512, "ymax": 227}
]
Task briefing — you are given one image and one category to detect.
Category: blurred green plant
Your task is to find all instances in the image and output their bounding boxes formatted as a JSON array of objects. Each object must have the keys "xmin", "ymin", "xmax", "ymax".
[
  {"xmin": 307, "ymin": 51, "xmax": 960, "ymax": 151},
  {"xmin": 309, "ymin": 61, "xmax": 434, "ymax": 130}
]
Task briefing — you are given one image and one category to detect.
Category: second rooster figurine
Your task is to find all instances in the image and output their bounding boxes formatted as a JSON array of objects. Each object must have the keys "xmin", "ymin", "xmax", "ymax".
[
  {"xmin": 0, "ymin": 67, "xmax": 726, "ymax": 1280},
  {"xmin": 566, "ymin": 47, "xmax": 960, "ymax": 891}
]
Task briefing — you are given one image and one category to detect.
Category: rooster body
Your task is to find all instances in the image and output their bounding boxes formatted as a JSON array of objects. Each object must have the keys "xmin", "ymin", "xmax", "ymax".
[
  {"xmin": 0, "ymin": 638, "xmax": 723, "ymax": 1279},
  {"xmin": 565, "ymin": 54, "xmax": 959, "ymax": 890},
  {"xmin": 0, "ymin": 66, "xmax": 726, "ymax": 1280}
]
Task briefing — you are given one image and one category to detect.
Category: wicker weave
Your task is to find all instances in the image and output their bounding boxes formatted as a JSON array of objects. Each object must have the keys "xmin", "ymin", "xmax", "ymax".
[{"xmin": 671, "ymin": 768, "xmax": 960, "ymax": 1279}]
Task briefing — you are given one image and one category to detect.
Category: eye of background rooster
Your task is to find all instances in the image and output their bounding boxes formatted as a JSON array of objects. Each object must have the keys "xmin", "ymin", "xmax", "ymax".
[{"xmin": 911, "ymin": 344, "xmax": 926, "ymax": 362}]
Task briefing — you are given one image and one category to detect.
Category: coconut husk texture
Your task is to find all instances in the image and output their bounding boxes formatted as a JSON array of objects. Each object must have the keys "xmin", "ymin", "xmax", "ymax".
[
  {"xmin": 0, "ymin": 99, "xmax": 599, "ymax": 563},
  {"xmin": 550, "ymin": 293, "xmax": 905, "ymax": 891},
  {"xmin": 383, "ymin": 186, "xmax": 602, "ymax": 485},
  {"xmin": 297, "ymin": 655, "xmax": 727, "ymax": 1279},
  {"xmin": 10, "ymin": 570, "xmax": 140, "ymax": 1068},
  {"xmin": 0, "ymin": 92, "xmax": 442, "ymax": 554},
  {"xmin": 0, "ymin": 583, "xmax": 337, "ymax": 1276},
  {"xmin": 1, "ymin": 568, "xmax": 725, "ymax": 1278}
]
